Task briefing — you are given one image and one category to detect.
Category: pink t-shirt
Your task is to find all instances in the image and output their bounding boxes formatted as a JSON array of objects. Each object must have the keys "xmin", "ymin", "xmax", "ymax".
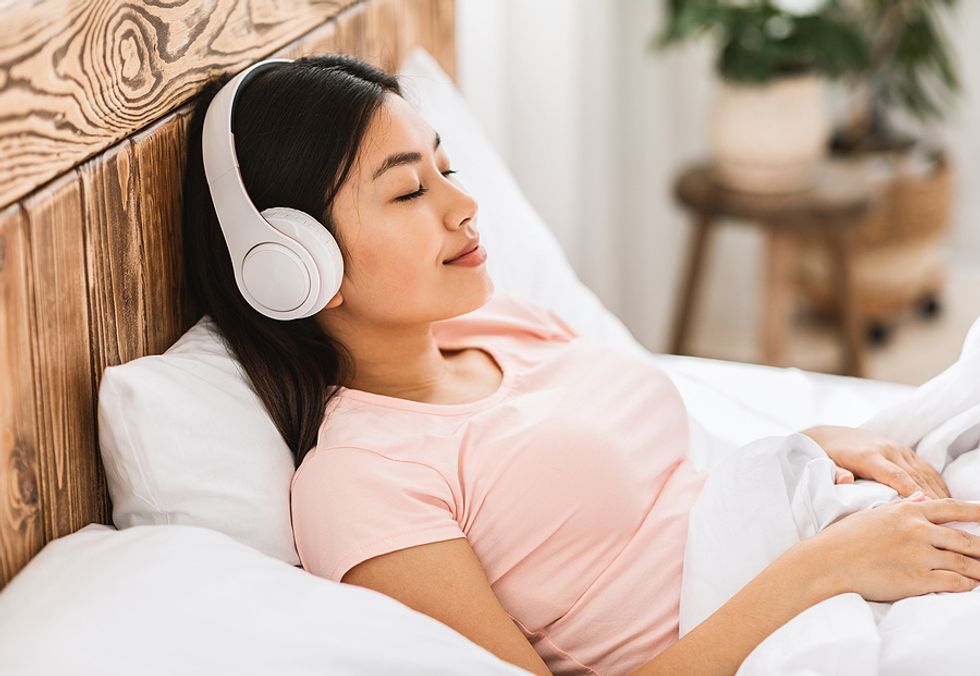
[{"xmin": 289, "ymin": 292, "xmax": 708, "ymax": 675}]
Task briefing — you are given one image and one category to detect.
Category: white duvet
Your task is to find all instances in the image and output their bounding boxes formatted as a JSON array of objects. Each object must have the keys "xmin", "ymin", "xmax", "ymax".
[{"xmin": 679, "ymin": 317, "xmax": 980, "ymax": 676}]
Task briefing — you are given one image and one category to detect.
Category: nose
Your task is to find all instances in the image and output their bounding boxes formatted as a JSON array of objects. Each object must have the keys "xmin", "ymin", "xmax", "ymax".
[{"xmin": 444, "ymin": 176, "xmax": 479, "ymax": 233}]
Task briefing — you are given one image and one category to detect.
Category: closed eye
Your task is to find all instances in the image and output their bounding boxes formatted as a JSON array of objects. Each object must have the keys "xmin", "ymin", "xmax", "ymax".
[{"xmin": 395, "ymin": 169, "xmax": 458, "ymax": 202}]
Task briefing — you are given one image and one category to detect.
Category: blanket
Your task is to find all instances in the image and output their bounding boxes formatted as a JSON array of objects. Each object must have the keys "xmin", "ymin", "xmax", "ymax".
[{"xmin": 679, "ymin": 317, "xmax": 980, "ymax": 676}]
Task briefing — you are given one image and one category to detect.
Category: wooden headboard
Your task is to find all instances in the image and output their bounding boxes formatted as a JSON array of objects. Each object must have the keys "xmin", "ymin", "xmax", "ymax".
[{"xmin": 0, "ymin": 0, "xmax": 457, "ymax": 590}]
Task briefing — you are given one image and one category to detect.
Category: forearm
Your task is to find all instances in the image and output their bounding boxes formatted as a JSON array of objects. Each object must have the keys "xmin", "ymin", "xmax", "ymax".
[{"xmin": 629, "ymin": 539, "xmax": 844, "ymax": 676}]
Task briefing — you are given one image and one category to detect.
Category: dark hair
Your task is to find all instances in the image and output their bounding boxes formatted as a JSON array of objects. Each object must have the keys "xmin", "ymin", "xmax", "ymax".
[{"xmin": 181, "ymin": 54, "xmax": 402, "ymax": 467}]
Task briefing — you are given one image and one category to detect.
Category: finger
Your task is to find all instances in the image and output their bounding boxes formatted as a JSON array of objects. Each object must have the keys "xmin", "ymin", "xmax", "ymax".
[
  {"xmin": 926, "ymin": 570, "xmax": 980, "ymax": 594},
  {"xmin": 874, "ymin": 460, "xmax": 924, "ymax": 498},
  {"xmin": 920, "ymin": 498, "xmax": 980, "ymax": 525},
  {"xmin": 899, "ymin": 447, "xmax": 947, "ymax": 499},
  {"xmin": 835, "ymin": 467, "xmax": 855, "ymax": 484},
  {"xmin": 911, "ymin": 454, "xmax": 951, "ymax": 499},
  {"xmin": 892, "ymin": 448, "xmax": 939, "ymax": 499},
  {"xmin": 932, "ymin": 549, "xmax": 980, "ymax": 582},
  {"xmin": 931, "ymin": 523, "xmax": 980, "ymax": 558},
  {"xmin": 894, "ymin": 456, "xmax": 941, "ymax": 500}
]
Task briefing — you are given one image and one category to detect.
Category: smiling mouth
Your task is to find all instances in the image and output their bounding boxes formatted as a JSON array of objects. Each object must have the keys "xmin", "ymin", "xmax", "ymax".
[{"xmin": 444, "ymin": 242, "xmax": 479, "ymax": 264}]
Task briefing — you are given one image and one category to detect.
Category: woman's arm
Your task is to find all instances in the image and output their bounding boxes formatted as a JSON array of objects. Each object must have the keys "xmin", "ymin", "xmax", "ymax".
[{"xmin": 628, "ymin": 538, "xmax": 840, "ymax": 676}]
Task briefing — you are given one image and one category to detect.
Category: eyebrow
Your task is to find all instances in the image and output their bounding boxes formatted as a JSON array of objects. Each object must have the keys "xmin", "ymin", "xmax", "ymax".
[{"xmin": 371, "ymin": 131, "xmax": 441, "ymax": 181}]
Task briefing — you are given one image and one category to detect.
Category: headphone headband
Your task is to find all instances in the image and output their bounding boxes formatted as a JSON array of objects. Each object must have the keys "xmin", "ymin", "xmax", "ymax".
[
  {"xmin": 201, "ymin": 58, "xmax": 345, "ymax": 320},
  {"xmin": 202, "ymin": 59, "xmax": 294, "ymax": 264}
]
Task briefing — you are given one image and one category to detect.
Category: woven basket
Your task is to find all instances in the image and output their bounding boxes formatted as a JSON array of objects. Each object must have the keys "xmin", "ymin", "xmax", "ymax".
[{"xmin": 796, "ymin": 148, "xmax": 952, "ymax": 322}]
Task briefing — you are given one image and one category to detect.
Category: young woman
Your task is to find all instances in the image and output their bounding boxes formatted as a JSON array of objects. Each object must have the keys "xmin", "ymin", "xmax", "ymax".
[{"xmin": 181, "ymin": 54, "xmax": 980, "ymax": 676}]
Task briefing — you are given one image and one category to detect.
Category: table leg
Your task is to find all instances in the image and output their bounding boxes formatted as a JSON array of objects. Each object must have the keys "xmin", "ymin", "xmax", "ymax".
[
  {"xmin": 670, "ymin": 215, "xmax": 712, "ymax": 355},
  {"xmin": 827, "ymin": 226, "xmax": 865, "ymax": 378},
  {"xmin": 763, "ymin": 228, "xmax": 795, "ymax": 367}
]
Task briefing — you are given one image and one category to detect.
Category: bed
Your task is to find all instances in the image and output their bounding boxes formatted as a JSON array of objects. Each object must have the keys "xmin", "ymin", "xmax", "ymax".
[{"xmin": 0, "ymin": 1, "xmax": 945, "ymax": 674}]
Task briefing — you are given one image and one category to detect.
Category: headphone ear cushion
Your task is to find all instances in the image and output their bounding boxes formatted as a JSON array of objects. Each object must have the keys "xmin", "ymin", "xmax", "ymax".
[{"xmin": 260, "ymin": 206, "xmax": 344, "ymax": 308}]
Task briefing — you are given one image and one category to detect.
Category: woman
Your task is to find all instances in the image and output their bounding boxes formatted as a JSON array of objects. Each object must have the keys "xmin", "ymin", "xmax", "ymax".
[{"xmin": 181, "ymin": 54, "xmax": 980, "ymax": 676}]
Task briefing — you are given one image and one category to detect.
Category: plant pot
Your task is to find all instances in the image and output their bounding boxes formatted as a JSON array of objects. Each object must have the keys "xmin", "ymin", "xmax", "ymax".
[{"xmin": 711, "ymin": 74, "xmax": 830, "ymax": 194}]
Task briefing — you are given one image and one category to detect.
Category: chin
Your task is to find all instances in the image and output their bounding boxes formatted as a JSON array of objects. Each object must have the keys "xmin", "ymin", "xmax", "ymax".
[{"xmin": 454, "ymin": 276, "xmax": 495, "ymax": 317}]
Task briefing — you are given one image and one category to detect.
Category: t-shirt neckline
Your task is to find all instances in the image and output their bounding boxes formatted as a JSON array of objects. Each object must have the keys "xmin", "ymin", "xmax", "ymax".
[{"xmin": 336, "ymin": 337, "xmax": 514, "ymax": 415}]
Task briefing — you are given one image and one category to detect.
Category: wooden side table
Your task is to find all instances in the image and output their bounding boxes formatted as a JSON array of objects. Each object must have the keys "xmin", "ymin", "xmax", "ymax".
[{"xmin": 669, "ymin": 161, "xmax": 880, "ymax": 378}]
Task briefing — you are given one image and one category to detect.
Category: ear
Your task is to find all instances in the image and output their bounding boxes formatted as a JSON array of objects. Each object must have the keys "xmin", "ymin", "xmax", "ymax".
[{"xmin": 324, "ymin": 291, "xmax": 344, "ymax": 310}]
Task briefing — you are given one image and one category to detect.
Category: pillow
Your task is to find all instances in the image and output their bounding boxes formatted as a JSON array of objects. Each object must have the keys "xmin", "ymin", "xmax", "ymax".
[
  {"xmin": 97, "ymin": 316, "xmax": 298, "ymax": 563},
  {"xmin": 0, "ymin": 524, "xmax": 530, "ymax": 676},
  {"xmin": 96, "ymin": 45, "xmax": 646, "ymax": 567}
]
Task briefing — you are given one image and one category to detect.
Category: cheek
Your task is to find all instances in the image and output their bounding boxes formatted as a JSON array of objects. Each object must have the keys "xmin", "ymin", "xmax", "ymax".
[{"xmin": 352, "ymin": 232, "xmax": 437, "ymax": 291}]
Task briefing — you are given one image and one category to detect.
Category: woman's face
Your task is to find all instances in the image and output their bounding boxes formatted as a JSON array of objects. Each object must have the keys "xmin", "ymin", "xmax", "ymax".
[{"xmin": 320, "ymin": 92, "xmax": 492, "ymax": 327}]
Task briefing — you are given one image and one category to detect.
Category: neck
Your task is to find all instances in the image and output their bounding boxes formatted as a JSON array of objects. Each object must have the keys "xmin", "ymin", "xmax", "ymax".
[{"xmin": 326, "ymin": 316, "xmax": 458, "ymax": 400}]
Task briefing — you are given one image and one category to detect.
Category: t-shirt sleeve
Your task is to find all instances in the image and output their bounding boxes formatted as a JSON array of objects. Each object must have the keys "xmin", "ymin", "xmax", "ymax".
[{"xmin": 289, "ymin": 446, "xmax": 466, "ymax": 583}]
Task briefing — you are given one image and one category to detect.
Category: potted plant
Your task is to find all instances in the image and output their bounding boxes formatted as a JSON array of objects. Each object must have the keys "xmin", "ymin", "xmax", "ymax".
[
  {"xmin": 833, "ymin": 0, "xmax": 961, "ymax": 154},
  {"xmin": 654, "ymin": 0, "xmax": 870, "ymax": 194}
]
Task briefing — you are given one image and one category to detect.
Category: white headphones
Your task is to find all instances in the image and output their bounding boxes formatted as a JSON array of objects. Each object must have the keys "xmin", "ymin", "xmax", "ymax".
[{"xmin": 201, "ymin": 58, "xmax": 344, "ymax": 320}]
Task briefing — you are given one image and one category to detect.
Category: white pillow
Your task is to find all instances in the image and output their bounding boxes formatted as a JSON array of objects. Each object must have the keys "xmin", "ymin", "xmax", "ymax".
[
  {"xmin": 0, "ymin": 524, "xmax": 530, "ymax": 676},
  {"xmin": 96, "ymin": 45, "xmax": 644, "ymax": 567},
  {"xmin": 97, "ymin": 316, "xmax": 298, "ymax": 563}
]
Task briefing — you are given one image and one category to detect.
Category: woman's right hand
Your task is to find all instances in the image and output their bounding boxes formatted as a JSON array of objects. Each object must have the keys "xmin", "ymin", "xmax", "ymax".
[{"xmin": 805, "ymin": 497, "xmax": 980, "ymax": 602}]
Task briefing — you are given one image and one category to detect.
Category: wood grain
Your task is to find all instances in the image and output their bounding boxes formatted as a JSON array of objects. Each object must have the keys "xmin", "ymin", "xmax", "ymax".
[
  {"xmin": 81, "ymin": 141, "xmax": 148, "ymax": 379},
  {"xmin": 0, "ymin": 0, "xmax": 358, "ymax": 210},
  {"xmin": 0, "ymin": 0, "xmax": 458, "ymax": 590},
  {"xmin": 0, "ymin": 204, "xmax": 44, "ymax": 585},
  {"xmin": 20, "ymin": 173, "xmax": 111, "ymax": 543},
  {"xmin": 131, "ymin": 108, "xmax": 200, "ymax": 350}
]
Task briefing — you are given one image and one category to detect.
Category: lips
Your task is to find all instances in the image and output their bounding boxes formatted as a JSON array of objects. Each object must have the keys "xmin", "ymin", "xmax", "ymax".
[{"xmin": 443, "ymin": 237, "xmax": 480, "ymax": 264}]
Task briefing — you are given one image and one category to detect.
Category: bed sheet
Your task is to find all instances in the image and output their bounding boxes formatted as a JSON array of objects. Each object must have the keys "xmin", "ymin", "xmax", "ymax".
[{"xmin": 646, "ymin": 353, "xmax": 916, "ymax": 473}]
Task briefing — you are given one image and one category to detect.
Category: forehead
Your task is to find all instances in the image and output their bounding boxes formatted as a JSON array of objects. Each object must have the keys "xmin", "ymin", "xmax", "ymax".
[{"xmin": 356, "ymin": 93, "xmax": 435, "ymax": 175}]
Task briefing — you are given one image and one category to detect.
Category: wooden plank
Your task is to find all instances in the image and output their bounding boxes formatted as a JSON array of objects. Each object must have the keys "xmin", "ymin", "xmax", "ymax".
[
  {"xmin": 284, "ymin": 0, "xmax": 456, "ymax": 82},
  {"xmin": 131, "ymin": 109, "xmax": 196, "ymax": 353},
  {"xmin": 79, "ymin": 140, "xmax": 147, "ymax": 376},
  {"xmin": 20, "ymin": 174, "xmax": 110, "ymax": 543},
  {"xmin": 364, "ymin": 0, "xmax": 406, "ymax": 74},
  {"xmin": 0, "ymin": 0, "xmax": 358, "ymax": 210},
  {"xmin": 428, "ymin": 0, "xmax": 457, "ymax": 84},
  {"xmin": 0, "ymin": 204, "xmax": 44, "ymax": 590},
  {"xmin": 334, "ymin": 0, "xmax": 367, "ymax": 58}
]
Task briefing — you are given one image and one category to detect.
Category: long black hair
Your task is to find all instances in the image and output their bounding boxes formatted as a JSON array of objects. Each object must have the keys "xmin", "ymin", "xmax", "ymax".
[{"xmin": 181, "ymin": 54, "xmax": 402, "ymax": 467}]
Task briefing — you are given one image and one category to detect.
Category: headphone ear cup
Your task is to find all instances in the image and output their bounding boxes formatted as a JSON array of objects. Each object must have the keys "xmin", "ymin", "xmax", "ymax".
[{"xmin": 260, "ymin": 206, "xmax": 344, "ymax": 313}]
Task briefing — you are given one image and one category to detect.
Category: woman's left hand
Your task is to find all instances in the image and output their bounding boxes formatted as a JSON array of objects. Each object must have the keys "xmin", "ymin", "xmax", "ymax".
[{"xmin": 801, "ymin": 425, "xmax": 951, "ymax": 500}]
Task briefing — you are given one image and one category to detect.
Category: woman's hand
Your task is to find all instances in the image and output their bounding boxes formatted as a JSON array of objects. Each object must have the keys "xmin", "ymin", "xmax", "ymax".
[
  {"xmin": 801, "ymin": 425, "xmax": 951, "ymax": 500},
  {"xmin": 804, "ymin": 497, "xmax": 980, "ymax": 602}
]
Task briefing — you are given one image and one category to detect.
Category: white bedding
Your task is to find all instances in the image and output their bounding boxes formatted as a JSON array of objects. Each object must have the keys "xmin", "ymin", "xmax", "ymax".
[{"xmin": 679, "ymin": 317, "xmax": 980, "ymax": 676}]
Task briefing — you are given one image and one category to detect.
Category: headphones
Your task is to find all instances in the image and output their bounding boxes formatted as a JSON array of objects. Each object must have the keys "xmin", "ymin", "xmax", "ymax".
[{"xmin": 201, "ymin": 58, "xmax": 344, "ymax": 320}]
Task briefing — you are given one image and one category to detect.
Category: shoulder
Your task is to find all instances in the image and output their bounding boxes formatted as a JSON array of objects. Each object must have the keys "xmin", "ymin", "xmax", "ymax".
[
  {"xmin": 289, "ymin": 445, "xmax": 464, "ymax": 582},
  {"xmin": 433, "ymin": 290, "xmax": 578, "ymax": 344}
]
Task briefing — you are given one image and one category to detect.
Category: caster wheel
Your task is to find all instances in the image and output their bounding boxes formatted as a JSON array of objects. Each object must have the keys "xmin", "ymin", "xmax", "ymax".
[
  {"xmin": 918, "ymin": 294, "xmax": 942, "ymax": 319},
  {"xmin": 866, "ymin": 321, "xmax": 892, "ymax": 346}
]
